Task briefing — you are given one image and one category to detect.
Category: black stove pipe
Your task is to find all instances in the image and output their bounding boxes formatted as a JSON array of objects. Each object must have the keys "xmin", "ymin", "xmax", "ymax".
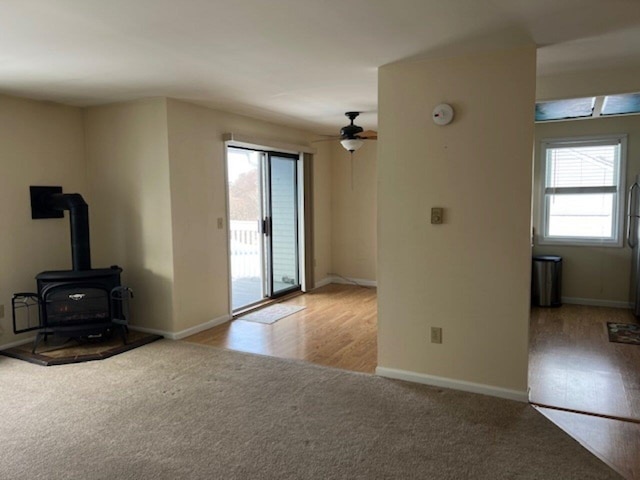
[{"xmin": 48, "ymin": 193, "xmax": 91, "ymax": 271}]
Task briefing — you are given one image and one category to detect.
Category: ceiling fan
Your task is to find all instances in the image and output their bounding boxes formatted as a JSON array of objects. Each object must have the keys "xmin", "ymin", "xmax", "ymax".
[
  {"xmin": 338, "ymin": 111, "xmax": 377, "ymax": 152},
  {"xmin": 315, "ymin": 112, "xmax": 377, "ymax": 152}
]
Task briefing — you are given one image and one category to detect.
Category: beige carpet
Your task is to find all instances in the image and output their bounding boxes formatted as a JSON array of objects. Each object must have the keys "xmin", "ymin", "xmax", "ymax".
[{"xmin": 0, "ymin": 340, "xmax": 620, "ymax": 479}]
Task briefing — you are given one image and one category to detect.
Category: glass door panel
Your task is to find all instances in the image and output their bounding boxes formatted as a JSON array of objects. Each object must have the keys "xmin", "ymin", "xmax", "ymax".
[
  {"xmin": 268, "ymin": 154, "xmax": 300, "ymax": 296},
  {"xmin": 227, "ymin": 148, "xmax": 265, "ymax": 310}
]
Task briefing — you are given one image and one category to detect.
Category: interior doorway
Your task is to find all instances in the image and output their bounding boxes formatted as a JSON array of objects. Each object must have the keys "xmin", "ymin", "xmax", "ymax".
[{"xmin": 226, "ymin": 146, "xmax": 301, "ymax": 311}]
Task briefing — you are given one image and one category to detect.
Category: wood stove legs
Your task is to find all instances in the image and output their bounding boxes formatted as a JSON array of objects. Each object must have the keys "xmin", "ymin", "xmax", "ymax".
[
  {"xmin": 32, "ymin": 330, "xmax": 48, "ymax": 354},
  {"xmin": 118, "ymin": 324, "xmax": 128, "ymax": 346},
  {"xmin": 31, "ymin": 323, "xmax": 129, "ymax": 355}
]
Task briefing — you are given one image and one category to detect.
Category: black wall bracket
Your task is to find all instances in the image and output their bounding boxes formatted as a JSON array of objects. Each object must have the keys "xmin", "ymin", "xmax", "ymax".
[
  {"xmin": 30, "ymin": 186, "xmax": 64, "ymax": 219},
  {"xmin": 29, "ymin": 185, "xmax": 92, "ymax": 270}
]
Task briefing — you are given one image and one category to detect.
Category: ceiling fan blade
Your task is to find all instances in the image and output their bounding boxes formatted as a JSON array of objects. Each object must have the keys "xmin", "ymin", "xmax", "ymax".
[
  {"xmin": 358, "ymin": 130, "xmax": 378, "ymax": 140},
  {"xmin": 311, "ymin": 136, "xmax": 342, "ymax": 143}
]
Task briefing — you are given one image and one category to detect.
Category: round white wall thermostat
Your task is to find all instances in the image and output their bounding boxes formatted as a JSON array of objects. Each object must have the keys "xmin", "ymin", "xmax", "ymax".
[{"xmin": 432, "ymin": 104, "xmax": 454, "ymax": 126}]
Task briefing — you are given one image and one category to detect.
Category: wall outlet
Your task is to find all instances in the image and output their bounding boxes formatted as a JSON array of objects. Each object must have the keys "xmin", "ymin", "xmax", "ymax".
[
  {"xmin": 0, "ymin": 304, "xmax": 4, "ymax": 319},
  {"xmin": 430, "ymin": 327, "xmax": 442, "ymax": 344},
  {"xmin": 217, "ymin": 217, "xmax": 224, "ymax": 229}
]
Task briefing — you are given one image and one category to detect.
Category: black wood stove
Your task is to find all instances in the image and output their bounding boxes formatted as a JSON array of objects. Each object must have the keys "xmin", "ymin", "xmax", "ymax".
[{"xmin": 12, "ymin": 186, "xmax": 132, "ymax": 353}]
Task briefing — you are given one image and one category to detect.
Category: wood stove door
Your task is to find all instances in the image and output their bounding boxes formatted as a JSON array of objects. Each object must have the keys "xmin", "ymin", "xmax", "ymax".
[{"xmin": 44, "ymin": 285, "xmax": 111, "ymax": 326}]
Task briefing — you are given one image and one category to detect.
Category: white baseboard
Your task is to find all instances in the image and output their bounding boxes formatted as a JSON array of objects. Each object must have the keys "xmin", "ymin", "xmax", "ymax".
[
  {"xmin": 130, "ymin": 314, "xmax": 232, "ymax": 341},
  {"xmin": 561, "ymin": 297, "xmax": 632, "ymax": 309},
  {"xmin": 376, "ymin": 366, "xmax": 528, "ymax": 403},
  {"xmin": 314, "ymin": 277, "xmax": 333, "ymax": 289},
  {"xmin": 128, "ymin": 325, "xmax": 174, "ymax": 338},
  {"xmin": 0, "ymin": 336, "xmax": 36, "ymax": 351},
  {"xmin": 327, "ymin": 275, "xmax": 377, "ymax": 288},
  {"xmin": 313, "ymin": 275, "xmax": 378, "ymax": 290},
  {"xmin": 331, "ymin": 276, "xmax": 377, "ymax": 287}
]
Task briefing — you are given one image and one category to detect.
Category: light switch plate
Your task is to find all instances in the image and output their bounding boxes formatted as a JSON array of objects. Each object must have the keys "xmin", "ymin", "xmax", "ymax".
[
  {"xmin": 430, "ymin": 327, "xmax": 442, "ymax": 344},
  {"xmin": 431, "ymin": 207, "xmax": 443, "ymax": 224},
  {"xmin": 217, "ymin": 217, "xmax": 224, "ymax": 229}
]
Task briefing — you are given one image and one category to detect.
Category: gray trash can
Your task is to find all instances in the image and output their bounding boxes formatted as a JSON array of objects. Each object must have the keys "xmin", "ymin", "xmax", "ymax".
[{"xmin": 532, "ymin": 255, "xmax": 562, "ymax": 307}]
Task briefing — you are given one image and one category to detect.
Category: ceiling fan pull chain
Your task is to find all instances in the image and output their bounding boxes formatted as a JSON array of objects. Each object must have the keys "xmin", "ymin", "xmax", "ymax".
[{"xmin": 351, "ymin": 153, "xmax": 354, "ymax": 191}]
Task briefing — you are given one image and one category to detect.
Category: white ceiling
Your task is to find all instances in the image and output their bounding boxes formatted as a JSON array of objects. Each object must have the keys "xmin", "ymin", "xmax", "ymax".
[{"xmin": 1, "ymin": 0, "xmax": 640, "ymax": 134}]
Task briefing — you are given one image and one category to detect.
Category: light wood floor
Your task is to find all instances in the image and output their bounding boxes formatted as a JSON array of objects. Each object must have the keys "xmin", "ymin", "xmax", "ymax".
[
  {"xmin": 185, "ymin": 283, "xmax": 378, "ymax": 373},
  {"xmin": 530, "ymin": 304, "xmax": 640, "ymax": 420},
  {"xmin": 530, "ymin": 304, "xmax": 640, "ymax": 479}
]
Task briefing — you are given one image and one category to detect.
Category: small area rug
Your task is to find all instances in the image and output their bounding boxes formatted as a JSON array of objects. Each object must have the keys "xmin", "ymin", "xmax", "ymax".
[
  {"xmin": 239, "ymin": 303, "xmax": 306, "ymax": 324},
  {"xmin": 0, "ymin": 330, "xmax": 162, "ymax": 366},
  {"xmin": 607, "ymin": 322, "xmax": 640, "ymax": 345}
]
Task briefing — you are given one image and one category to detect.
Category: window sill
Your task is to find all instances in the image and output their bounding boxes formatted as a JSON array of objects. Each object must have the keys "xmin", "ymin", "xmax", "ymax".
[{"xmin": 537, "ymin": 237, "xmax": 624, "ymax": 248}]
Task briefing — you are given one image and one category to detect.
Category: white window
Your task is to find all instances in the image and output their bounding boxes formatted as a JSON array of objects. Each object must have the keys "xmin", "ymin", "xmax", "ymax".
[{"xmin": 539, "ymin": 135, "xmax": 627, "ymax": 246}]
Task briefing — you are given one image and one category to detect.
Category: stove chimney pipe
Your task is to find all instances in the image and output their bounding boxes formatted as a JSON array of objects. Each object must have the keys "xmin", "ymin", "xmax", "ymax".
[{"xmin": 48, "ymin": 193, "xmax": 92, "ymax": 271}]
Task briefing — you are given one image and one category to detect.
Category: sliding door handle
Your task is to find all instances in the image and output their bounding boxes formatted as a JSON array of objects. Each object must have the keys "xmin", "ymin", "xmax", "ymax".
[{"xmin": 262, "ymin": 217, "xmax": 272, "ymax": 237}]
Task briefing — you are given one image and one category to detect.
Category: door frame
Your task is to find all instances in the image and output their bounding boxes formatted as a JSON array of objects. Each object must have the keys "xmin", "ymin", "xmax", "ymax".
[{"xmin": 223, "ymin": 139, "xmax": 307, "ymax": 316}]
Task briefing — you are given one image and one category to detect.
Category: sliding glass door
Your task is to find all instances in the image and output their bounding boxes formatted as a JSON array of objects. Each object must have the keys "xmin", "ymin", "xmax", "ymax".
[
  {"xmin": 267, "ymin": 154, "xmax": 300, "ymax": 297},
  {"xmin": 227, "ymin": 147, "xmax": 300, "ymax": 311},
  {"xmin": 227, "ymin": 148, "xmax": 264, "ymax": 310}
]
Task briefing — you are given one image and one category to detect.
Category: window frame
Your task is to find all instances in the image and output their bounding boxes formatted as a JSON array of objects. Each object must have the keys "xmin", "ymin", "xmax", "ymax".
[{"xmin": 538, "ymin": 134, "xmax": 627, "ymax": 247}]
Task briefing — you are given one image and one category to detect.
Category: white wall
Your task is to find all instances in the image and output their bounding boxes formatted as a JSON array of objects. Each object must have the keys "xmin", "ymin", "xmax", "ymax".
[
  {"xmin": 533, "ymin": 115, "xmax": 640, "ymax": 305},
  {"xmin": 84, "ymin": 98, "xmax": 175, "ymax": 333},
  {"xmin": 377, "ymin": 46, "xmax": 537, "ymax": 395},
  {"xmin": 165, "ymin": 98, "xmax": 332, "ymax": 332},
  {"xmin": 537, "ymin": 65, "xmax": 640, "ymax": 101},
  {"xmin": 312, "ymin": 140, "xmax": 333, "ymax": 283},
  {"xmin": 330, "ymin": 140, "xmax": 377, "ymax": 282},
  {"xmin": 83, "ymin": 97, "xmax": 333, "ymax": 336},
  {"xmin": 0, "ymin": 95, "xmax": 86, "ymax": 348}
]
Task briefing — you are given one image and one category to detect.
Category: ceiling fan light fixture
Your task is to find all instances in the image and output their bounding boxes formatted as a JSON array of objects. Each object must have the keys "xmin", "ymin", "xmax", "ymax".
[{"xmin": 341, "ymin": 138, "xmax": 364, "ymax": 152}]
